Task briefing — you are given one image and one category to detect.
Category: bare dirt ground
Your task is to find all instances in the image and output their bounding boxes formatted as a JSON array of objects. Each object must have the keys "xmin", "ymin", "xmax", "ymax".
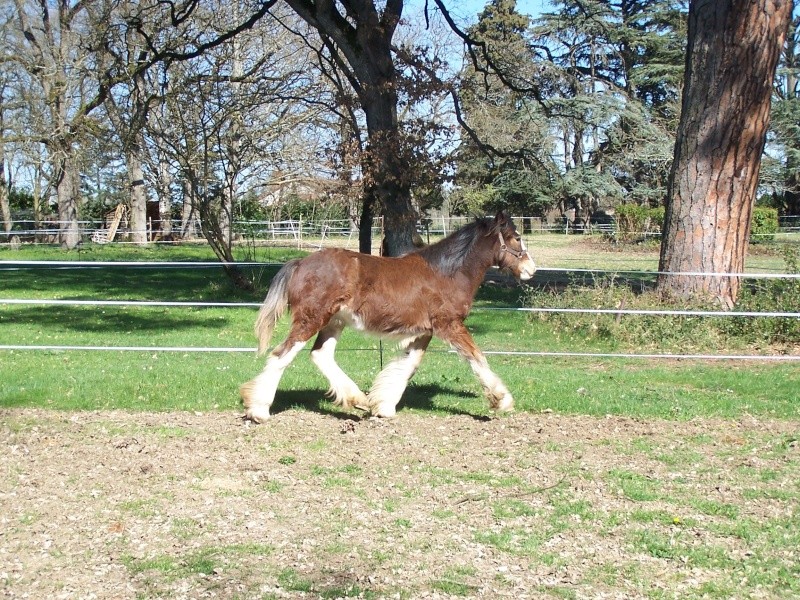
[{"xmin": 1, "ymin": 408, "xmax": 798, "ymax": 599}]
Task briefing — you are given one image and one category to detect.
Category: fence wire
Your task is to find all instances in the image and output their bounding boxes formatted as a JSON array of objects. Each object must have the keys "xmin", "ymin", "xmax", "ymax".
[
  {"xmin": 1, "ymin": 298, "xmax": 799, "ymax": 320},
  {"xmin": 1, "ymin": 344, "xmax": 798, "ymax": 363},
  {"xmin": 1, "ymin": 260, "xmax": 798, "ymax": 361},
  {"xmin": 2, "ymin": 260, "xmax": 799, "ymax": 279}
]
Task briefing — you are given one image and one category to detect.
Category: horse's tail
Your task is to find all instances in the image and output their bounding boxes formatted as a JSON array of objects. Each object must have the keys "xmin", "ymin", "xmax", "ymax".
[{"xmin": 254, "ymin": 259, "xmax": 300, "ymax": 355}]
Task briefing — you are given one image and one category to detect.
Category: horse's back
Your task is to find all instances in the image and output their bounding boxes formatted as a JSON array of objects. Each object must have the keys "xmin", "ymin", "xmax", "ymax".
[
  {"xmin": 288, "ymin": 248, "xmax": 443, "ymax": 335},
  {"xmin": 287, "ymin": 248, "xmax": 360, "ymax": 301},
  {"xmin": 297, "ymin": 247, "xmax": 430, "ymax": 279}
]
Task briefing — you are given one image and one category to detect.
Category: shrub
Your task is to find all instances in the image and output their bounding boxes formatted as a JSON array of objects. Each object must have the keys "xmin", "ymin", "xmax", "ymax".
[
  {"xmin": 724, "ymin": 247, "xmax": 800, "ymax": 346},
  {"xmin": 647, "ymin": 206, "xmax": 665, "ymax": 232},
  {"xmin": 750, "ymin": 207, "xmax": 779, "ymax": 243},
  {"xmin": 614, "ymin": 204, "xmax": 649, "ymax": 240},
  {"xmin": 614, "ymin": 205, "xmax": 664, "ymax": 241}
]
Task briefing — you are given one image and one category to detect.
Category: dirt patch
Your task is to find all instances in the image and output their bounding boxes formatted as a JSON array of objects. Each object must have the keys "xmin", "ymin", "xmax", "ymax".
[{"xmin": 2, "ymin": 408, "xmax": 798, "ymax": 599}]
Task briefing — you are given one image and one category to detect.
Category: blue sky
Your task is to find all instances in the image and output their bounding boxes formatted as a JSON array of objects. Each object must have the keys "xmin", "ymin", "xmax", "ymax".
[{"xmin": 435, "ymin": 0, "xmax": 551, "ymax": 22}]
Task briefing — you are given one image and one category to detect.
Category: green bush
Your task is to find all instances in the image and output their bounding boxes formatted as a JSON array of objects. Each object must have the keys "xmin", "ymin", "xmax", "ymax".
[
  {"xmin": 750, "ymin": 207, "xmax": 779, "ymax": 243},
  {"xmin": 525, "ymin": 251, "xmax": 800, "ymax": 352},
  {"xmin": 614, "ymin": 205, "xmax": 664, "ymax": 241},
  {"xmin": 647, "ymin": 206, "xmax": 665, "ymax": 231},
  {"xmin": 614, "ymin": 204, "xmax": 649, "ymax": 240},
  {"xmin": 724, "ymin": 247, "xmax": 800, "ymax": 345}
]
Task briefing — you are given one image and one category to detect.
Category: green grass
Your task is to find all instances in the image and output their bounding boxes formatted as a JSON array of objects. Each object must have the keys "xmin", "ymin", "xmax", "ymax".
[
  {"xmin": 0, "ymin": 240, "xmax": 305, "ymax": 264},
  {"xmin": 525, "ymin": 268, "xmax": 800, "ymax": 353},
  {"xmin": 607, "ymin": 469, "xmax": 662, "ymax": 501},
  {"xmin": 1, "ymin": 243, "xmax": 798, "ymax": 420},
  {"xmin": 480, "ymin": 231, "xmax": 797, "ymax": 273},
  {"xmin": 431, "ymin": 566, "xmax": 479, "ymax": 596}
]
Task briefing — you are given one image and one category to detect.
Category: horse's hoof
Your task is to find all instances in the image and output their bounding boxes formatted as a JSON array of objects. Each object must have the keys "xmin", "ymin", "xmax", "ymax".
[
  {"xmin": 369, "ymin": 404, "xmax": 397, "ymax": 418},
  {"xmin": 492, "ymin": 393, "xmax": 514, "ymax": 413},
  {"xmin": 245, "ymin": 406, "xmax": 271, "ymax": 423},
  {"xmin": 369, "ymin": 413, "xmax": 395, "ymax": 421},
  {"xmin": 338, "ymin": 392, "xmax": 369, "ymax": 412}
]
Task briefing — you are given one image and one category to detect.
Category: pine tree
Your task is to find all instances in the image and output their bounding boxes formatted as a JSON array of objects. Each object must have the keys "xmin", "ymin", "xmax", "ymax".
[
  {"xmin": 531, "ymin": 0, "xmax": 686, "ymax": 217},
  {"xmin": 453, "ymin": 0, "xmax": 557, "ymax": 218}
]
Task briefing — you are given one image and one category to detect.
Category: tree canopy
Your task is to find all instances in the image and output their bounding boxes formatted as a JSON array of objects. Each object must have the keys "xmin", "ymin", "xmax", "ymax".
[{"xmin": 1, "ymin": 0, "xmax": 796, "ymax": 298}]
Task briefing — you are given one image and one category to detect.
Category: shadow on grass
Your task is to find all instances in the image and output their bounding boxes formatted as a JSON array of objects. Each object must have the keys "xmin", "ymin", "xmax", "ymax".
[
  {"xmin": 4, "ymin": 305, "xmax": 230, "ymax": 334},
  {"xmin": 1, "ymin": 265, "xmax": 282, "ymax": 302},
  {"xmin": 267, "ymin": 383, "xmax": 488, "ymax": 421}
]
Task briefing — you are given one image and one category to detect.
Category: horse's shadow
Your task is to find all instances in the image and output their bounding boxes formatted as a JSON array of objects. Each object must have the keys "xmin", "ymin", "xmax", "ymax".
[{"xmin": 268, "ymin": 383, "xmax": 491, "ymax": 421}]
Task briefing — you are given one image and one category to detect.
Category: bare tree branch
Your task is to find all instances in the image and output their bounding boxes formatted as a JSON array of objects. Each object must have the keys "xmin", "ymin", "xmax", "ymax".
[{"xmin": 430, "ymin": 0, "xmax": 548, "ymax": 111}]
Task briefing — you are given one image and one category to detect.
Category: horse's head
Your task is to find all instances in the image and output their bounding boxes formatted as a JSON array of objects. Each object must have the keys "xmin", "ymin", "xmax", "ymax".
[{"xmin": 493, "ymin": 212, "xmax": 536, "ymax": 281}]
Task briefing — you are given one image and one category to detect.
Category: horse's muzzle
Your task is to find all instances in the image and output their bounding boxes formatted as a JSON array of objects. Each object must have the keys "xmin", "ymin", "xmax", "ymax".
[{"xmin": 518, "ymin": 257, "xmax": 536, "ymax": 281}]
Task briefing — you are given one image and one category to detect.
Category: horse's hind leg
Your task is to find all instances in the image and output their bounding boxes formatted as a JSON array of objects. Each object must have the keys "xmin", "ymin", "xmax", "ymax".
[
  {"xmin": 368, "ymin": 333, "xmax": 432, "ymax": 418},
  {"xmin": 310, "ymin": 324, "xmax": 368, "ymax": 410},
  {"xmin": 240, "ymin": 336, "xmax": 307, "ymax": 423},
  {"xmin": 438, "ymin": 322, "xmax": 514, "ymax": 412}
]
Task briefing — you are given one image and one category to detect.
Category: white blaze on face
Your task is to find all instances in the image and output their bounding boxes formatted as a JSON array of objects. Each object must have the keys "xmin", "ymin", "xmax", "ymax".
[{"xmin": 517, "ymin": 238, "xmax": 536, "ymax": 281}]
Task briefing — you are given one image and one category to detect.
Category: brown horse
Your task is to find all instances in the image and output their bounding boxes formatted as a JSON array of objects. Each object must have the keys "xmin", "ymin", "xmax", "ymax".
[{"xmin": 240, "ymin": 212, "xmax": 536, "ymax": 422}]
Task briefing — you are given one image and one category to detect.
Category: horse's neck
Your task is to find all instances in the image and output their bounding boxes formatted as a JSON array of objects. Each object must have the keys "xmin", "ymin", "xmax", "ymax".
[
  {"xmin": 417, "ymin": 227, "xmax": 498, "ymax": 300},
  {"xmin": 453, "ymin": 240, "xmax": 496, "ymax": 299}
]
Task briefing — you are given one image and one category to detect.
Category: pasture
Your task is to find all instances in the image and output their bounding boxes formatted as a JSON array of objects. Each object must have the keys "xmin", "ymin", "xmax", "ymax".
[{"xmin": 1, "ymin": 236, "xmax": 798, "ymax": 599}]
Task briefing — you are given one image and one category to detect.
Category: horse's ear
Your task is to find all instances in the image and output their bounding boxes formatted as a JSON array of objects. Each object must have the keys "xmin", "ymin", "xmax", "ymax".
[{"xmin": 494, "ymin": 210, "xmax": 510, "ymax": 227}]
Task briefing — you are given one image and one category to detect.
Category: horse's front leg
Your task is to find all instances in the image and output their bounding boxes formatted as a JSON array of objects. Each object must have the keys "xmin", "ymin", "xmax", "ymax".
[
  {"xmin": 368, "ymin": 333, "xmax": 432, "ymax": 418},
  {"xmin": 310, "ymin": 324, "xmax": 368, "ymax": 410},
  {"xmin": 438, "ymin": 322, "xmax": 514, "ymax": 413}
]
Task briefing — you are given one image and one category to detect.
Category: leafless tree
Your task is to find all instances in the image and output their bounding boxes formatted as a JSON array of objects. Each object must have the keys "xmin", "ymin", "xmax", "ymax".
[
  {"xmin": 8, "ymin": 0, "xmax": 112, "ymax": 248},
  {"xmin": 145, "ymin": 3, "xmax": 328, "ymax": 285}
]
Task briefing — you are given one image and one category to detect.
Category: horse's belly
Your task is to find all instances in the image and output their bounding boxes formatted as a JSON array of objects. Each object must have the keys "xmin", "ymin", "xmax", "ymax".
[
  {"xmin": 333, "ymin": 307, "xmax": 368, "ymax": 331},
  {"xmin": 332, "ymin": 307, "xmax": 426, "ymax": 340}
]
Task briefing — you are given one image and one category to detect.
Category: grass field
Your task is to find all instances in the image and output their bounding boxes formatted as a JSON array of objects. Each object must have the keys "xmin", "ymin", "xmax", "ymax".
[
  {"xmin": 1, "ymin": 238, "xmax": 798, "ymax": 599},
  {"xmin": 1, "ymin": 237, "xmax": 797, "ymax": 419}
]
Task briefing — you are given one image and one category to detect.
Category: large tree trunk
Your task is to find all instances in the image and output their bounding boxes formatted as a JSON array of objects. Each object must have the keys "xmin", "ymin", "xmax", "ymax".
[
  {"xmin": 127, "ymin": 150, "xmax": 149, "ymax": 244},
  {"xmin": 362, "ymin": 97, "xmax": 417, "ymax": 256},
  {"xmin": 157, "ymin": 161, "xmax": 173, "ymax": 239},
  {"xmin": 0, "ymin": 187, "xmax": 10, "ymax": 235},
  {"xmin": 180, "ymin": 180, "xmax": 196, "ymax": 239},
  {"xmin": 0, "ymin": 113, "xmax": 11, "ymax": 235},
  {"xmin": 358, "ymin": 194, "xmax": 375, "ymax": 254},
  {"xmin": 658, "ymin": 0, "xmax": 792, "ymax": 306},
  {"xmin": 32, "ymin": 165, "xmax": 43, "ymax": 240},
  {"xmin": 0, "ymin": 154, "xmax": 10, "ymax": 235},
  {"xmin": 353, "ymin": 24, "xmax": 417, "ymax": 257},
  {"xmin": 56, "ymin": 154, "xmax": 82, "ymax": 249},
  {"xmin": 285, "ymin": 0, "xmax": 417, "ymax": 257}
]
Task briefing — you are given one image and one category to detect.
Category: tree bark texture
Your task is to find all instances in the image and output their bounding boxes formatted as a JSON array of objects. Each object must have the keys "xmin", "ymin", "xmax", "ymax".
[
  {"xmin": 658, "ymin": 0, "xmax": 792, "ymax": 306},
  {"xmin": 56, "ymin": 154, "xmax": 82, "ymax": 250},
  {"xmin": 157, "ymin": 160, "xmax": 173, "ymax": 239},
  {"xmin": 180, "ymin": 182, "xmax": 196, "ymax": 240},
  {"xmin": 0, "ymin": 150, "xmax": 11, "ymax": 234},
  {"xmin": 127, "ymin": 149, "xmax": 149, "ymax": 244},
  {"xmin": 0, "ymin": 185, "xmax": 10, "ymax": 235}
]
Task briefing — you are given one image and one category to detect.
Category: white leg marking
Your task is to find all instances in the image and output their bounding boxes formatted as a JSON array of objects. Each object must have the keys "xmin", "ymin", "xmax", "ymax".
[
  {"xmin": 468, "ymin": 357, "xmax": 514, "ymax": 412},
  {"xmin": 241, "ymin": 340, "xmax": 306, "ymax": 422},
  {"xmin": 311, "ymin": 335, "xmax": 367, "ymax": 409},
  {"xmin": 369, "ymin": 336, "xmax": 430, "ymax": 418}
]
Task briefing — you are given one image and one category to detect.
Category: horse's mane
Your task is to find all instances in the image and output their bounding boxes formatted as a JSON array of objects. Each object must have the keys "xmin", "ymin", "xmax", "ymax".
[{"xmin": 414, "ymin": 217, "xmax": 496, "ymax": 276}]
